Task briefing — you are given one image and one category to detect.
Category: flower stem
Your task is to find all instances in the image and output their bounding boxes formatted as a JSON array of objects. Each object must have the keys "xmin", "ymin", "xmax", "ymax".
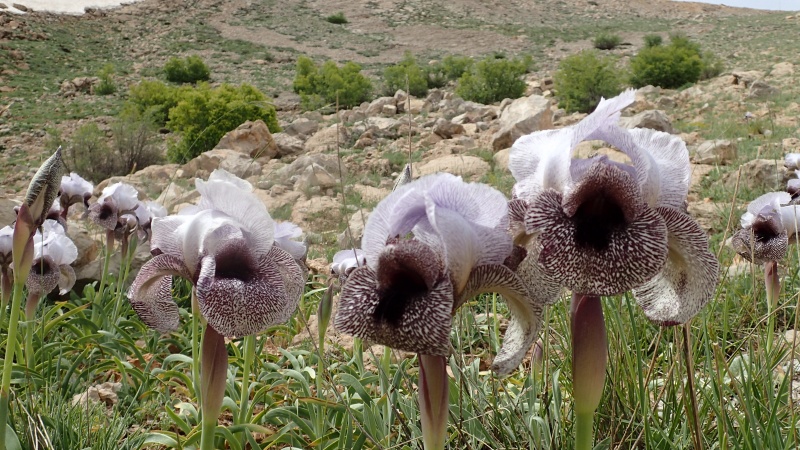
[
  {"xmin": 419, "ymin": 354, "xmax": 448, "ymax": 450},
  {"xmin": 570, "ymin": 294, "xmax": 607, "ymax": 450},
  {"xmin": 191, "ymin": 289, "xmax": 201, "ymax": 401},
  {"xmin": 682, "ymin": 324, "xmax": 703, "ymax": 450},
  {"xmin": 200, "ymin": 324, "xmax": 228, "ymax": 450},
  {"xmin": 575, "ymin": 411, "xmax": 594, "ymax": 450},
  {"xmin": 0, "ymin": 281, "xmax": 24, "ymax": 446},
  {"xmin": 237, "ymin": 334, "xmax": 255, "ymax": 444},
  {"xmin": 764, "ymin": 260, "xmax": 779, "ymax": 354}
]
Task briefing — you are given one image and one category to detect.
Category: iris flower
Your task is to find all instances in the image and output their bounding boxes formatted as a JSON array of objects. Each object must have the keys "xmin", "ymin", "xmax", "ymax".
[
  {"xmin": 88, "ymin": 182, "xmax": 140, "ymax": 232},
  {"xmin": 731, "ymin": 191, "xmax": 799, "ymax": 351},
  {"xmin": 59, "ymin": 172, "xmax": 93, "ymax": 218},
  {"xmin": 133, "ymin": 200, "xmax": 168, "ymax": 243},
  {"xmin": 25, "ymin": 220, "xmax": 78, "ymax": 317},
  {"xmin": 127, "ymin": 169, "xmax": 306, "ymax": 448},
  {"xmin": 785, "ymin": 153, "xmax": 800, "ymax": 170},
  {"xmin": 330, "ymin": 248, "xmax": 365, "ymax": 285},
  {"xmin": 334, "ymin": 173, "xmax": 542, "ymax": 450},
  {"xmin": 0, "ymin": 226, "xmax": 12, "ymax": 311},
  {"xmin": 509, "ymin": 89, "xmax": 718, "ymax": 449}
]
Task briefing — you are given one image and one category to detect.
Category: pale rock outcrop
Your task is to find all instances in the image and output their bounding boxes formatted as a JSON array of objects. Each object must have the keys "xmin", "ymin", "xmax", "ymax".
[
  {"xmin": 723, "ymin": 159, "xmax": 791, "ymax": 191},
  {"xmin": 491, "ymin": 95, "xmax": 552, "ymax": 151},
  {"xmin": 620, "ymin": 110, "xmax": 674, "ymax": 134},
  {"xmin": 304, "ymin": 124, "xmax": 351, "ymax": 153},
  {"xmin": 416, "ymin": 155, "xmax": 490, "ymax": 180},
  {"xmin": 215, "ymin": 119, "xmax": 278, "ymax": 159},
  {"xmin": 181, "ymin": 148, "xmax": 262, "ymax": 179},
  {"xmin": 692, "ymin": 139, "xmax": 737, "ymax": 165}
]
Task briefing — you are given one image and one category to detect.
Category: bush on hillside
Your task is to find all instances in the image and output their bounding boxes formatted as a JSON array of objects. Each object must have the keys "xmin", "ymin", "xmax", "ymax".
[
  {"xmin": 164, "ymin": 55, "xmax": 211, "ymax": 84},
  {"xmin": 95, "ymin": 63, "xmax": 117, "ymax": 96},
  {"xmin": 293, "ymin": 56, "xmax": 372, "ymax": 110},
  {"xmin": 125, "ymin": 80, "xmax": 184, "ymax": 126},
  {"xmin": 423, "ymin": 55, "xmax": 475, "ymax": 89},
  {"xmin": 554, "ymin": 50, "xmax": 624, "ymax": 113},
  {"xmin": 166, "ymin": 83, "xmax": 279, "ymax": 163},
  {"xmin": 383, "ymin": 52, "xmax": 429, "ymax": 97},
  {"xmin": 326, "ymin": 12, "xmax": 348, "ymax": 24},
  {"xmin": 643, "ymin": 34, "xmax": 663, "ymax": 48},
  {"xmin": 630, "ymin": 35, "xmax": 706, "ymax": 88},
  {"xmin": 593, "ymin": 33, "xmax": 622, "ymax": 50},
  {"xmin": 455, "ymin": 57, "xmax": 526, "ymax": 104}
]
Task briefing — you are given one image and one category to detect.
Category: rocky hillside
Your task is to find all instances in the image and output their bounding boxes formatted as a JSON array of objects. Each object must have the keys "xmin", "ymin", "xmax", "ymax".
[{"xmin": 0, "ymin": 0, "xmax": 799, "ymax": 278}]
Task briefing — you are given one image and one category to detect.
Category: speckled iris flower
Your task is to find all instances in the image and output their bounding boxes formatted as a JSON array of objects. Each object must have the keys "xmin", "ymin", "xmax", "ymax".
[
  {"xmin": 26, "ymin": 220, "xmax": 78, "ymax": 298},
  {"xmin": 330, "ymin": 248, "xmax": 366, "ymax": 285},
  {"xmin": 335, "ymin": 173, "xmax": 541, "ymax": 373},
  {"xmin": 731, "ymin": 191, "xmax": 800, "ymax": 264},
  {"xmin": 59, "ymin": 172, "xmax": 93, "ymax": 217},
  {"xmin": 126, "ymin": 169, "xmax": 306, "ymax": 337},
  {"xmin": 88, "ymin": 182, "xmax": 140, "ymax": 232},
  {"xmin": 509, "ymin": 89, "xmax": 719, "ymax": 325}
]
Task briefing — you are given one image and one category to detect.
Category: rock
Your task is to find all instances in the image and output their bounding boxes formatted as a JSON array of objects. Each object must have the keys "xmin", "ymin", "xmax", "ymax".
[
  {"xmin": 620, "ymin": 110, "xmax": 674, "ymax": 134},
  {"xmin": 366, "ymin": 97, "xmax": 396, "ymax": 116},
  {"xmin": 276, "ymin": 154, "xmax": 344, "ymax": 182},
  {"xmin": 574, "ymin": 143, "xmax": 631, "ymax": 165},
  {"xmin": 770, "ymin": 62, "xmax": 795, "ymax": 78},
  {"xmin": 273, "ymin": 132, "xmax": 305, "ymax": 157},
  {"xmin": 12, "ymin": 3, "xmax": 27, "ymax": 12},
  {"xmin": 491, "ymin": 95, "xmax": 552, "ymax": 151},
  {"xmin": 364, "ymin": 117, "xmax": 402, "ymax": 138},
  {"xmin": 182, "ymin": 148, "xmax": 262, "ymax": 179},
  {"xmin": 689, "ymin": 164, "xmax": 716, "ymax": 193},
  {"xmin": 432, "ymin": 118, "xmax": 465, "ymax": 139},
  {"xmin": 687, "ymin": 200, "xmax": 722, "ymax": 233},
  {"xmin": 66, "ymin": 221, "xmax": 99, "ymax": 269},
  {"xmin": 749, "ymin": 80, "xmax": 780, "ymax": 99},
  {"xmin": 692, "ymin": 140, "xmax": 737, "ymax": 165},
  {"xmin": 293, "ymin": 164, "xmax": 339, "ymax": 192},
  {"xmin": 72, "ymin": 382, "xmax": 122, "ymax": 408},
  {"xmin": 723, "ymin": 159, "xmax": 791, "ymax": 191},
  {"xmin": 283, "ymin": 118, "xmax": 319, "ymax": 139},
  {"xmin": 59, "ymin": 77, "xmax": 99, "ymax": 96},
  {"xmin": 417, "ymin": 155, "xmax": 490, "ymax": 180},
  {"xmin": 394, "ymin": 90, "xmax": 408, "ymax": 112},
  {"xmin": 732, "ymin": 70, "xmax": 764, "ymax": 87},
  {"xmin": 215, "ymin": 120, "xmax": 277, "ymax": 160},
  {"xmin": 382, "ymin": 104, "xmax": 397, "ymax": 116},
  {"xmin": 337, "ymin": 209, "xmax": 370, "ymax": 249},
  {"xmin": 0, "ymin": 196, "xmax": 20, "ymax": 227},
  {"xmin": 304, "ymin": 124, "xmax": 350, "ymax": 153},
  {"xmin": 352, "ymin": 185, "xmax": 389, "ymax": 204},
  {"xmin": 493, "ymin": 148, "xmax": 510, "ymax": 171},
  {"xmin": 291, "ymin": 196, "xmax": 341, "ymax": 226}
]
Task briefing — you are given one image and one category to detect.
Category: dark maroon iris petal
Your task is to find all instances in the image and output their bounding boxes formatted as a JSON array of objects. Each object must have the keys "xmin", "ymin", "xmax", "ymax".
[{"xmin": 731, "ymin": 211, "xmax": 788, "ymax": 264}]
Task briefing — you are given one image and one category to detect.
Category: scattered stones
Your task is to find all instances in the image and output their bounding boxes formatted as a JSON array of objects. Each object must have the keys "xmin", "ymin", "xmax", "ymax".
[
  {"xmin": 283, "ymin": 117, "xmax": 319, "ymax": 139},
  {"xmin": 304, "ymin": 124, "xmax": 351, "ymax": 153},
  {"xmin": 692, "ymin": 139, "xmax": 737, "ymax": 165},
  {"xmin": 432, "ymin": 118, "xmax": 465, "ymax": 139},
  {"xmin": 273, "ymin": 132, "xmax": 305, "ymax": 157},
  {"xmin": 748, "ymin": 80, "xmax": 780, "ymax": 99},
  {"xmin": 723, "ymin": 159, "xmax": 791, "ymax": 191},
  {"xmin": 59, "ymin": 76, "xmax": 99, "ymax": 96},
  {"xmin": 491, "ymin": 95, "xmax": 552, "ymax": 151},
  {"xmin": 72, "ymin": 382, "xmax": 122, "ymax": 407}
]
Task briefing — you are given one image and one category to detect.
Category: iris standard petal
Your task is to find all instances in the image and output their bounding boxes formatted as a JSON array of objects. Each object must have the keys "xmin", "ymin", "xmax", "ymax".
[
  {"xmin": 743, "ymin": 192, "xmax": 791, "ymax": 224},
  {"xmin": 334, "ymin": 264, "xmax": 454, "ymax": 357},
  {"xmin": 127, "ymin": 254, "xmax": 190, "ymax": 332},
  {"xmin": 274, "ymin": 221, "xmax": 307, "ymax": 260},
  {"xmin": 632, "ymin": 207, "xmax": 719, "ymax": 325},
  {"xmin": 779, "ymin": 204, "xmax": 800, "ymax": 238},
  {"xmin": 331, "ymin": 249, "xmax": 366, "ymax": 283},
  {"xmin": 195, "ymin": 239, "xmax": 303, "ymax": 337},
  {"xmin": 196, "ymin": 170, "xmax": 275, "ymax": 257},
  {"xmin": 594, "ymin": 126, "xmax": 691, "ymax": 209},
  {"xmin": 459, "ymin": 264, "xmax": 546, "ymax": 375},
  {"xmin": 526, "ymin": 187, "xmax": 668, "ymax": 296},
  {"xmin": 509, "ymin": 128, "xmax": 574, "ymax": 201}
]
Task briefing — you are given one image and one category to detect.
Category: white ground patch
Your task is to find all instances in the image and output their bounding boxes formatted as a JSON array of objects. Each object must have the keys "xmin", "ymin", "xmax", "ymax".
[{"xmin": 3, "ymin": 0, "xmax": 141, "ymax": 15}]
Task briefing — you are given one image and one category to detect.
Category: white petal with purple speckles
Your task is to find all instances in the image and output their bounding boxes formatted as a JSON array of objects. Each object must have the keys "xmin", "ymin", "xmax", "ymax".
[{"xmin": 632, "ymin": 207, "xmax": 719, "ymax": 325}]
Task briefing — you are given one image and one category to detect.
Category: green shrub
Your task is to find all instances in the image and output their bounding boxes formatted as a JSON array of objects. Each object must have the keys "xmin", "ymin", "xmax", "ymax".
[
  {"xmin": 166, "ymin": 83, "xmax": 279, "ymax": 163},
  {"xmin": 326, "ymin": 12, "xmax": 348, "ymax": 24},
  {"xmin": 95, "ymin": 63, "xmax": 117, "ymax": 96},
  {"xmin": 63, "ymin": 123, "xmax": 113, "ymax": 183},
  {"xmin": 125, "ymin": 80, "xmax": 183, "ymax": 126},
  {"xmin": 164, "ymin": 55, "xmax": 211, "ymax": 84},
  {"xmin": 629, "ymin": 36, "xmax": 703, "ymax": 89},
  {"xmin": 700, "ymin": 50, "xmax": 725, "ymax": 80},
  {"xmin": 383, "ymin": 52, "xmax": 428, "ymax": 97},
  {"xmin": 424, "ymin": 55, "xmax": 475, "ymax": 89},
  {"xmin": 293, "ymin": 56, "xmax": 373, "ymax": 110},
  {"xmin": 643, "ymin": 34, "xmax": 663, "ymax": 48},
  {"xmin": 593, "ymin": 33, "xmax": 622, "ymax": 50},
  {"xmin": 455, "ymin": 57, "xmax": 526, "ymax": 104},
  {"xmin": 554, "ymin": 50, "xmax": 624, "ymax": 113}
]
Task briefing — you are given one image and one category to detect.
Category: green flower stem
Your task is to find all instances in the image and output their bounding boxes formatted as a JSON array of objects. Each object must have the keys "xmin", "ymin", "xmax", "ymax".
[
  {"xmin": 571, "ymin": 294, "xmax": 607, "ymax": 450},
  {"xmin": 92, "ymin": 235, "xmax": 112, "ymax": 324},
  {"xmin": 575, "ymin": 411, "xmax": 594, "ymax": 450},
  {"xmin": 764, "ymin": 260, "xmax": 779, "ymax": 354},
  {"xmin": 112, "ymin": 234, "xmax": 137, "ymax": 321},
  {"xmin": 237, "ymin": 334, "xmax": 255, "ymax": 444},
  {"xmin": 191, "ymin": 289, "xmax": 201, "ymax": 401},
  {"xmin": 0, "ymin": 282, "xmax": 24, "ymax": 446}
]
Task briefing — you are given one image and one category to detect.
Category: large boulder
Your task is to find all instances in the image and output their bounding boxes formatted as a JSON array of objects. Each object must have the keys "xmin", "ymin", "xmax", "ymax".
[
  {"xmin": 0, "ymin": 196, "xmax": 20, "ymax": 227},
  {"xmin": 283, "ymin": 117, "xmax": 319, "ymax": 139},
  {"xmin": 273, "ymin": 132, "xmax": 305, "ymax": 157},
  {"xmin": 692, "ymin": 140, "xmax": 738, "ymax": 165},
  {"xmin": 620, "ymin": 110, "xmax": 674, "ymax": 134},
  {"xmin": 182, "ymin": 148, "xmax": 263, "ymax": 179},
  {"xmin": 305, "ymin": 124, "xmax": 351, "ymax": 153},
  {"xmin": 432, "ymin": 118, "xmax": 466, "ymax": 139},
  {"xmin": 491, "ymin": 95, "xmax": 552, "ymax": 151},
  {"xmin": 723, "ymin": 159, "xmax": 791, "ymax": 191},
  {"xmin": 417, "ymin": 155, "xmax": 490, "ymax": 180},
  {"xmin": 215, "ymin": 119, "xmax": 278, "ymax": 159}
]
